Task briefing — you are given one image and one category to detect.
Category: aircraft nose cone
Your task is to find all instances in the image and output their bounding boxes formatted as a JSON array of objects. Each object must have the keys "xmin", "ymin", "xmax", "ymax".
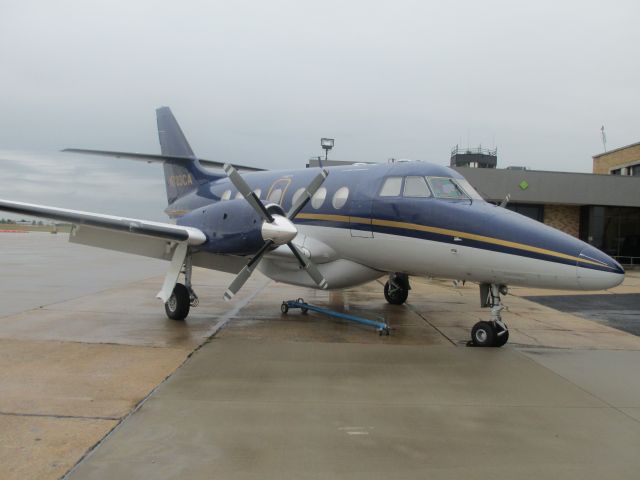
[
  {"xmin": 576, "ymin": 245, "xmax": 625, "ymax": 290},
  {"xmin": 261, "ymin": 215, "xmax": 298, "ymax": 245}
]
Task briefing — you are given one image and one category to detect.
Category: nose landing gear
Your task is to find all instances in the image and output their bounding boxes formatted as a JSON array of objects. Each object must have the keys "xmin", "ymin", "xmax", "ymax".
[{"xmin": 470, "ymin": 284, "xmax": 509, "ymax": 347}]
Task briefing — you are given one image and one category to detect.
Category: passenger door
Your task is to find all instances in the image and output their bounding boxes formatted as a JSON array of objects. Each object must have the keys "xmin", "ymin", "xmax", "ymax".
[{"xmin": 349, "ymin": 178, "xmax": 375, "ymax": 238}]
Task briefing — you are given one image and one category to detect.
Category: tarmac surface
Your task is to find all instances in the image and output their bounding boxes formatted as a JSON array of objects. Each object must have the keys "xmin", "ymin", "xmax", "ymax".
[
  {"xmin": 1, "ymin": 233, "xmax": 640, "ymax": 479},
  {"xmin": 525, "ymin": 293, "xmax": 640, "ymax": 336}
]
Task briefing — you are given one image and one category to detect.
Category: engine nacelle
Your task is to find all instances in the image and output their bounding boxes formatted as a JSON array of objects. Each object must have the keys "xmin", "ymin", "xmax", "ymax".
[{"xmin": 178, "ymin": 199, "xmax": 265, "ymax": 254}]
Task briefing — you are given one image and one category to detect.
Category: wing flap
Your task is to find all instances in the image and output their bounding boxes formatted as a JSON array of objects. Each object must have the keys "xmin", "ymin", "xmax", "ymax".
[{"xmin": 70, "ymin": 224, "xmax": 176, "ymax": 260}]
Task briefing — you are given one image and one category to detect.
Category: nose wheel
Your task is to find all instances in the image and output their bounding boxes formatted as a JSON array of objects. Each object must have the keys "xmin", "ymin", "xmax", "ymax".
[
  {"xmin": 470, "ymin": 320, "xmax": 509, "ymax": 347},
  {"xmin": 469, "ymin": 284, "xmax": 510, "ymax": 347}
]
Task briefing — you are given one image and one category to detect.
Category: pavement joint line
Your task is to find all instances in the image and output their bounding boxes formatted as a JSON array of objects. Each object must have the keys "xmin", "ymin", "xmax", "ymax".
[
  {"xmin": 134, "ymin": 399, "xmax": 621, "ymax": 409},
  {"xmin": 0, "ymin": 337, "xmax": 192, "ymax": 351},
  {"xmin": 374, "ymin": 278, "xmax": 458, "ymax": 346},
  {"xmin": 203, "ymin": 278, "xmax": 271, "ymax": 339},
  {"xmin": 407, "ymin": 306, "xmax": 458, "ymax": 346},
  {"xmin": 0, "ymin": 411, "xmax": 120, "ymax": 421},
  {"xmin": 514, "ymin": 348, "xmax": 640, "ymax": 426},
  {"xmin": 60, "ymin": 278, "xmax": 271, "ymax": 480}
]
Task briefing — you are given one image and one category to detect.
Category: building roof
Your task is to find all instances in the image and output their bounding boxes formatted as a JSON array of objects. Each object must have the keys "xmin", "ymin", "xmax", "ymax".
[
  {"xmin": 593, "ymin": 141, "xmax": 640, "ymax": 159},
  {"xmin": 455, "ymin": 167, "xmax": 640, "ymax": 207}
]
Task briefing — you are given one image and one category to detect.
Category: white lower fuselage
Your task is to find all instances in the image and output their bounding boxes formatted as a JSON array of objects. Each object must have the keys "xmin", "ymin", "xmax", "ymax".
[{"xmin": 259, "ymin": 224, "xmax": 624, "ymax": 292}]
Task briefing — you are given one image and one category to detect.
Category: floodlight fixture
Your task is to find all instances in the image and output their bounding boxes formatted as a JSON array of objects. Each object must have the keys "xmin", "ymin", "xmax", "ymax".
[{"xmin": 321, "ymin": 138, "xmax": 334, "ymax": 162}]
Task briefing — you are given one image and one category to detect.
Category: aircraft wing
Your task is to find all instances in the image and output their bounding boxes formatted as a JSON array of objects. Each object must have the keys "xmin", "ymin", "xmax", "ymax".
[
  {"xmin": 62, "ymin": 148, "xmax": 265, "ymax": 172},
  {"xmin": 0, "ymin": 199, "xmax": 206, "ymax": 246}
]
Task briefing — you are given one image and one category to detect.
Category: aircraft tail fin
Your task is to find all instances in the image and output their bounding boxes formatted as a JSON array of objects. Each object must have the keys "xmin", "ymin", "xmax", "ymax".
[
  {"xmin": 155, "ymin": 107, "xmax": 217, "ymax": 204},
  {"xmin": 64, "ymin": 106, "xmax": 264, "ymax": 208},
  {"xmin": 156, "ymin": 106, "xmax": 195, "ymax": 157}
]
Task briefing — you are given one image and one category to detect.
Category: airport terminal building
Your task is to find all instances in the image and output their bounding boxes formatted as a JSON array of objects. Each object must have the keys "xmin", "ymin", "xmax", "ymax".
[{"xmin": 309, "ymin": 141, "xmax": 640, "ymax": 266}]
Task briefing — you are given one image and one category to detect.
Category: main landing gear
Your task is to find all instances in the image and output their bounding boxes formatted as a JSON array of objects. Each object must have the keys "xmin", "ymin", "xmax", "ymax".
[
  {"xmin": 164, "ymin": 256, "xmax": 199, "ymax": 321},
  {"xmin": 384, "ymin": 273, "xmax": 410, "ymax": 305},
  {"xmin": 470, "ymin": 284, "xmax": 509, "ymax": 348}
]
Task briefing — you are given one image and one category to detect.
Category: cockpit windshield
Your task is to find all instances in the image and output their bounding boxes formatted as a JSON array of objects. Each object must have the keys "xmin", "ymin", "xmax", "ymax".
[
  {"xmin": 377, "ymin": 175, "xmax": 484, "ymax": 202},
  {"xmin": 426, "ymin": 177, "xmax": 468, "ymax": 199}
]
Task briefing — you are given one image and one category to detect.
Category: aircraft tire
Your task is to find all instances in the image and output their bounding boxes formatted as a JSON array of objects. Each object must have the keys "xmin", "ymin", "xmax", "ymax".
[
  {"xmin": 384, "ymin": 281, "xmax": 409, "ymax": 305},
  {"xmin": 494, "ymin": 329, "xmax": 509, "ymax": 347},
  {"xmin": 471, "ymin": 321, "xmax": 496, "ymax": 347},
  {"xmin": 165, "ymin": 283, "xmax": 190, "ymax": 321}
]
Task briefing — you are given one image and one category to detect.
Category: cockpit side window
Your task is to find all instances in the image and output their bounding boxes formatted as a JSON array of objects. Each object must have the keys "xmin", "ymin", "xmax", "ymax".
[
  {"xmin": 403, "ymin": 176, "xmax": 432, "ymax": 197},
  {"xmin": 379, "ymin": 177, "xmax": 403, "ymax": 197},
  {"xmin": 455, "ymin": 178, "xmax": 484, "ymax": 201},
  {"xmin": 427, "ymin": 177, "xmax": 469, "ymax": 199}
]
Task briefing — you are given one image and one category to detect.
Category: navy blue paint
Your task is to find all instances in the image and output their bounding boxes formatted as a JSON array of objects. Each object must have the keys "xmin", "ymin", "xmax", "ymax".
[
  {"xmin": 156, "ymin": 106, "xmax": 224, "ymax": 204},
  {"xmin": 165, "ymin": 158, "xmax": 622, "ymax": 275},
  {"xmin": 178, "ymin": 199, "xmax": 264, "ymax": 255}
]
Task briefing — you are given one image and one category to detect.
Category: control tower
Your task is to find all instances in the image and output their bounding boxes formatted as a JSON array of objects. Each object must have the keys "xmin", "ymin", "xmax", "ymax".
[{"xmin": 450, "ymin": 145, "xmax": 497, "ymax": 168}]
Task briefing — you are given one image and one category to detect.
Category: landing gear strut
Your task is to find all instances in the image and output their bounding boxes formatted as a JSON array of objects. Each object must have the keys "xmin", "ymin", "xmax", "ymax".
[
  {"xmin": 384, "ymin": 273, "xmax": 410, "ymax": 305},
  {"xmin": 470, "ymin": 284, "xmax": 509, "ymax": 347},
  {"xmin": 164, "ymin": 255, "xmax": 199, "ymax": 321}
]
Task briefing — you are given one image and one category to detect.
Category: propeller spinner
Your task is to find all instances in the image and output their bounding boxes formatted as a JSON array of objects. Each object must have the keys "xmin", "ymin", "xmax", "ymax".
[{"xmin": 222, "ymin": 164, "xmax": 329, "ymax": 300}]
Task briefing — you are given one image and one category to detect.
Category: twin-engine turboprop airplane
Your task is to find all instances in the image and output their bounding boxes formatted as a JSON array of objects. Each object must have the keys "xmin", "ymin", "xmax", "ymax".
[{"xmin": 0, "ymin": 107, "xmax": 624, "ymax": 347}]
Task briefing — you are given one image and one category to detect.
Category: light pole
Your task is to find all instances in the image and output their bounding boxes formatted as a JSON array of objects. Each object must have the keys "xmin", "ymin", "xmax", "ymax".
[{"xmin": 320, "ymin": 138, "xmax": 334, "ymax": 167}]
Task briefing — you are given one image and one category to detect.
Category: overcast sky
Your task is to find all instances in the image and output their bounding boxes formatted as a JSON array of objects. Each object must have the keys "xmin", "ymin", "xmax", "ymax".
[{"xmin": 1, "ymin": 0, "xmax": 638, "ymax": 220}]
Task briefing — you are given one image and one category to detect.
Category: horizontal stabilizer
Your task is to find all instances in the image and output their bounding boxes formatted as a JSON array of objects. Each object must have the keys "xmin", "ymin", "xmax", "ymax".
[{"xmin": 62, "ymin": 148, "xmax": 264, "ymax": 172}]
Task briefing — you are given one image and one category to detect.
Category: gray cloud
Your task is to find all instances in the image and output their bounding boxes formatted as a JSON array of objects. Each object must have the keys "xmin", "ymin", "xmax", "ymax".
[
  {"xmin": 0, "ymin": 151, "xmax": 166, "ymax": 220},
  {"xmin": 1, "ymin": 0, "xmax": 639, "ymax": 219}
]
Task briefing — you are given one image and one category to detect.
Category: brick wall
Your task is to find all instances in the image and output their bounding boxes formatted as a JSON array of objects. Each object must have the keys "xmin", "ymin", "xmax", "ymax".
[
  {"xmin": 543, "ymin": 205, "xmax": 580, "ymax": 238},
  {"xmin": 593, "ymin": 143, "xmax": 640, "ymax": 174}
]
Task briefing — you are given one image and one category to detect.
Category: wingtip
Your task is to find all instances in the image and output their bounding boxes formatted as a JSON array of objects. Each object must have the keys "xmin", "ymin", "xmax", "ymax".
[{"xmin": 223, "ymin": 290, "xmax": 234, "ymax": 301}]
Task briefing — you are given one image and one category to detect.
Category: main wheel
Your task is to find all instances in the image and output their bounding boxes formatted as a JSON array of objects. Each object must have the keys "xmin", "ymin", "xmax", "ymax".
[
  {"xmin": 384, "ymin": 281, "xmax": 409, "ymax": 305},
  {"xmin": 471, "ymin": 321, "xmax": 496, "ymax": 347},
  {"xmin": 165, "ymin": 283, "xmax": 190, "ymax": 321}
]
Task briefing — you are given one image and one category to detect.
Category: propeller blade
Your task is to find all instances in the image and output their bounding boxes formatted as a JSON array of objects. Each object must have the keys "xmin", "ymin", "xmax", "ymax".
[
  {"xmin": 223, "ymin": 240, "xmax": 274, "ymax": 300},
  {"xmin": 287, "ymin": 242, "xmax": 328, "ymax": 289},
  {"xmin": 287, "ymin": 169, "xmax": 329, "ymax": 219},
  {"xmin": 223, "ymin": 163, "xmax": 273, "ymax": 223}
]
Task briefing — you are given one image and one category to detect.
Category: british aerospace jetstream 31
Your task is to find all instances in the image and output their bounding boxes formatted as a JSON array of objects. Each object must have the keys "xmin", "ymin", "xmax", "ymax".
[{"xmin": 0, "ymin": 107, "xmax": 624, "ymax": 347}]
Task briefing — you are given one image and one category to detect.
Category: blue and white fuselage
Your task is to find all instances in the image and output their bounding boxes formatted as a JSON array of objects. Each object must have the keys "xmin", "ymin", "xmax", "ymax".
[{"xmin": 171, "ymin": 160, "xmax": 624, "ymax": 292}]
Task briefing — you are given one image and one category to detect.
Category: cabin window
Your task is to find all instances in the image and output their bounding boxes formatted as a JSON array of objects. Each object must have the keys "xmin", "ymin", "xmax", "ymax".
[
  {"xmin": 379, "ymin": 177, "xmax": 403, "ymax": 197},
  {"xmin": 403, "ymin": 176, "xmax": 431, "ymax": 197},
  {"xmin": 332, "ymin": 187, "xmax": 349, "ymax": 209},
  {"xmin": 268, "ymin": 188, "xmax": 283, "ymax": 204},
  {"xmin": 291, "ymin": 188, "xmax": 306, "ymax": 207},
  {"xmin": 266, "ymin": 179, "xmax": 291, "ymax": 205},
  {"xmin": 427, "ymin": 177, "xmax": 469, "ymax": 199},
  {"xmin": 311, "ymin": 187, "xmax": 327, "ymax": 209},
  {"xmin": 221, "ymin": 190, "xmax": 232, "ymax": 201}
]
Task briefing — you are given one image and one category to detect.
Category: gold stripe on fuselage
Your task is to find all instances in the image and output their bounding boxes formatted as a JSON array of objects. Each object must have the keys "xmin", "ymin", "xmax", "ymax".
[{"xmin": 295, "ymin": 213, "xmax": 611, "ymax": 269}]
